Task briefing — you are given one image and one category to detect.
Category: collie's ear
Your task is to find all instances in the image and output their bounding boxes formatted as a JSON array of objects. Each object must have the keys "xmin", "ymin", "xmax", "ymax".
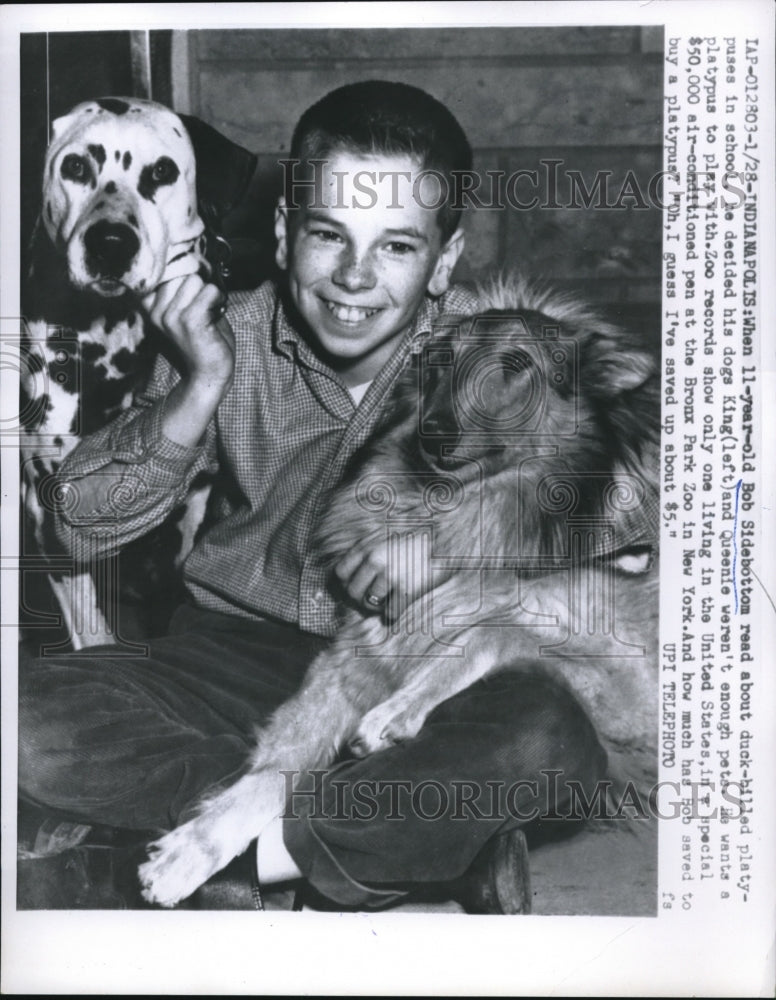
[{"xmin": 582, "ymin": 338, "xmax": 656, "ymax": 394}]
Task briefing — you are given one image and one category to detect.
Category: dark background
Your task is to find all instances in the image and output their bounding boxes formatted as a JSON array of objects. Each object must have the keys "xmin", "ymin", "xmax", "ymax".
[{"xmin": 21, "ymin": 26, "xmax": 664, "ymax": 341}]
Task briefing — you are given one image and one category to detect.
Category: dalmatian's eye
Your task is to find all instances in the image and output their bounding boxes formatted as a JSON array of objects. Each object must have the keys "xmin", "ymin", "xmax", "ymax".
[
  {"xmin": 61, "ymin": 154, "xmax": 91, "ymax": 184},
  {"xmin": 139, "ymin": 156, "xmax": 181, "ymax": 201},
  {"xmin": 151, "ymin": 157, "xmax": 179, "ymax": 185}
]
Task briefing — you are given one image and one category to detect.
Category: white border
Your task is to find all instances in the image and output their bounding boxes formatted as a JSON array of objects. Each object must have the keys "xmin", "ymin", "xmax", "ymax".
[{"xmin": 2, "ymin": 3, "xmax": 774, "ymax": 995}]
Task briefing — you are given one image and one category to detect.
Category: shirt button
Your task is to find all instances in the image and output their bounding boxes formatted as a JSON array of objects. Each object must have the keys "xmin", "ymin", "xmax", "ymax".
[{"xmin": 312, "ymin": 590, "xmax": 324, "ymax": 605}]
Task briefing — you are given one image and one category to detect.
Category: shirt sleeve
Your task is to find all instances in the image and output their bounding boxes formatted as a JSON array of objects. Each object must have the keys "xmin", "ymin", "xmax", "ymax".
[{"xmin": 55, "ymin": 352, "xmax": 218, "ymax": 559}]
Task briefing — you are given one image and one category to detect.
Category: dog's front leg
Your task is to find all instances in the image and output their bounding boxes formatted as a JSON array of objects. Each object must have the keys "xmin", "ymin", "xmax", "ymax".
[
  {"xmin": 349, "ymin": 633, "xmax": 501, "ymax": 756},
  {"xmin": 138, "ymin": 768, "xmax": 284, "ymax": 907}
]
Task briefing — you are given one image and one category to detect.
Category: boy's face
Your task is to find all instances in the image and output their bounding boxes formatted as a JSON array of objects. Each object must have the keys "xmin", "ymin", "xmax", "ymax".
[{"xmin": 275, "ymin": 150, "xmax": 464, "ymax": 386}]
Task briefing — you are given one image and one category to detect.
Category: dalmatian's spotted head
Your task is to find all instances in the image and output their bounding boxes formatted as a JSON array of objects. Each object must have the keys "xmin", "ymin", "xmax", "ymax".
[{"xmin": 42, "ymin": 97, "xmax": 209, "ymax": 297}]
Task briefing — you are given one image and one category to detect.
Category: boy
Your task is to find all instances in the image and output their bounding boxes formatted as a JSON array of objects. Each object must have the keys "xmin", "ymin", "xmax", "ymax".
[{"xmin": 19, "ymin": 82, "xmax": 605, "ymax": 911}]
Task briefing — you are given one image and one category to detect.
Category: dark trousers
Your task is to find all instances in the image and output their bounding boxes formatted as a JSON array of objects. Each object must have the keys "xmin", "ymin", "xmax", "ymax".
[{"xmin": 19, "ymin": 605, "xmax": 606, "ymax": 906}]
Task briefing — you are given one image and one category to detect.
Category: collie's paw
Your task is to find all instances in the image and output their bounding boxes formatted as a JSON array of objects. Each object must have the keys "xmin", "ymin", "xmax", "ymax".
[
  {"xmin": 348, "ymin": 699, "xmax": 426, "ymax": 757},
  {"xmin": 138, "ymin": 827, "xmax": 219, "ymax": 907}
]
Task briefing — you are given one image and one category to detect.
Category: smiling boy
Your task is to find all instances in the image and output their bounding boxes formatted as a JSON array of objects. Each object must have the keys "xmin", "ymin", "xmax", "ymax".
[
  {"xmin": 278, "ymin": 152, "xmax": 463, "ymax": 386},
  {"xmin": 19, "ymin": 82, "xmax": 605, "ymax": 911}
]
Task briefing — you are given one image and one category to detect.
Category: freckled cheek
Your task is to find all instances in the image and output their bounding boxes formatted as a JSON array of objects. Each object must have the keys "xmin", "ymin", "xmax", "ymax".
[
  {"xmin": 384, "ymin": 266, "xmax": 429, "ymax": 308},
  {"xmin": 292, "ymin": 243, "xmax": 341, "ymax": 283}
]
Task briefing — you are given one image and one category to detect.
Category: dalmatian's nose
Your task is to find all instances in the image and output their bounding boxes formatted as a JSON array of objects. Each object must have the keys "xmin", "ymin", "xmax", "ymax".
[{"xmin": 83, "ymin": 220, "xmax": 140, "ymax": 278}]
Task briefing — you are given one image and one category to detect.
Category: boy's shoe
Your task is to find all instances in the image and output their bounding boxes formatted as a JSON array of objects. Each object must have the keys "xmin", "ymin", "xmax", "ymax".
[
  {"xmin": 16, "ymin": 840, "xmax": 154, "ymax": 910},
  {"xmin": 451, "ymin": 828, "xmax": 532, "ymax": 915},
  {"xmin": 19, "ymin": 818, "xmax": 93, "ymax": 859},
  {"xmin": 190, "ymin": 843, "xmax": 302, "ymax": 911},
  {"xmin": 16, "ymin": 836, "xmax": 278, "ymax": 911},
  {"xmin": 190, "ymin": 844, "xmax": 264, "ymax": 910}
]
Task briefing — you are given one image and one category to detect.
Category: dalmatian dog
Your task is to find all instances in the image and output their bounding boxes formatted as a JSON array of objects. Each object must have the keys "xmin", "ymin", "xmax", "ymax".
[{"xmin": 20, "ymin": 97, "xmax": 255, "ymax": 649}]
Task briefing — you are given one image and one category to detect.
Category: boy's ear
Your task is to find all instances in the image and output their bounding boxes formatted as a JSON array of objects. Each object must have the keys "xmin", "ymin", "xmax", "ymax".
[
  {"xmin": 274, "ymin": 197, "xmax": 289, "ymax": 270},
  {"xmin": 426, "ymin": 227, "xmax": 465, "ymax": 297}
]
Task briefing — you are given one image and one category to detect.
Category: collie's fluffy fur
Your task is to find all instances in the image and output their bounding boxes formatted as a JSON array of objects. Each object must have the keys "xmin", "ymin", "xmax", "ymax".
[{"xmin": 139, "ymin": 275, "xmax": 660, "ymax": 906}]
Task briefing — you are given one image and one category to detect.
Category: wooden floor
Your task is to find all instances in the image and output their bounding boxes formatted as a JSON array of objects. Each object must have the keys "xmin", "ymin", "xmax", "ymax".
[{"xmin": 529, "ymin": 820, "xmax": 657, "ymax": 917}]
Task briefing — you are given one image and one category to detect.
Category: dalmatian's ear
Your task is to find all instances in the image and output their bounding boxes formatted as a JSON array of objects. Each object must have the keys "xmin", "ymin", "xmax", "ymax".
[
  {"xmin": 49, "ymin": 101, "xmax": 99, "ymax": 145},
  {"xmin": 178, "ymin": 114, "xmax": 258, "ymax": 226},
  {"xmin": 49, "ymin": 112, "xmax": 74, "ymax": 143}
]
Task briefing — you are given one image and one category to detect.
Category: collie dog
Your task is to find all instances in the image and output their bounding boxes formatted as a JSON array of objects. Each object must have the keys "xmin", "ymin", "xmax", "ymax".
[{"xmin": 139, "ymin": 276, "xmax": 660, "ymax": 906}]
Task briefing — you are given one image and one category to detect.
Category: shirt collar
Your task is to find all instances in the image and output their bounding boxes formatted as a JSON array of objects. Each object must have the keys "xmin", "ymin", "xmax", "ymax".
[
  {"xmin": 273, "ymin": 290, "xmax": 303, "ymax": 359},
  {"xmin": 406, "ymin": 294, "xmax": 443, "ymax": 352}
]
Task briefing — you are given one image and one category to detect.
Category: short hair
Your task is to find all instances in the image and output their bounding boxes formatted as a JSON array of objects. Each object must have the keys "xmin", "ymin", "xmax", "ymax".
[{"xmin": 287, "ymin": 80, "xmax": 472, "ymax": 241}]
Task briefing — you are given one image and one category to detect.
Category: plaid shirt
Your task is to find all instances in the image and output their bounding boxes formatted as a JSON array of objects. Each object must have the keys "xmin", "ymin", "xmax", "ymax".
[{"xmin": 58, "ymin": 280, "xmax": 480, "ymax": 636}]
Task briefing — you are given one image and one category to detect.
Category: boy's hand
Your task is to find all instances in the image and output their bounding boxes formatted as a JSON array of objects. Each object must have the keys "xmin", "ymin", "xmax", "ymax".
[
  {"xmin": 143, "ymin": 275, "xmax": 235, "ymax": 393},
  {"xmin": 142, "ymin": 276, "xmax": 235, "ymax": 448},
  {"xmin": 334, "ymin": 533, "xmax": 434, "ymax": 619}
]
